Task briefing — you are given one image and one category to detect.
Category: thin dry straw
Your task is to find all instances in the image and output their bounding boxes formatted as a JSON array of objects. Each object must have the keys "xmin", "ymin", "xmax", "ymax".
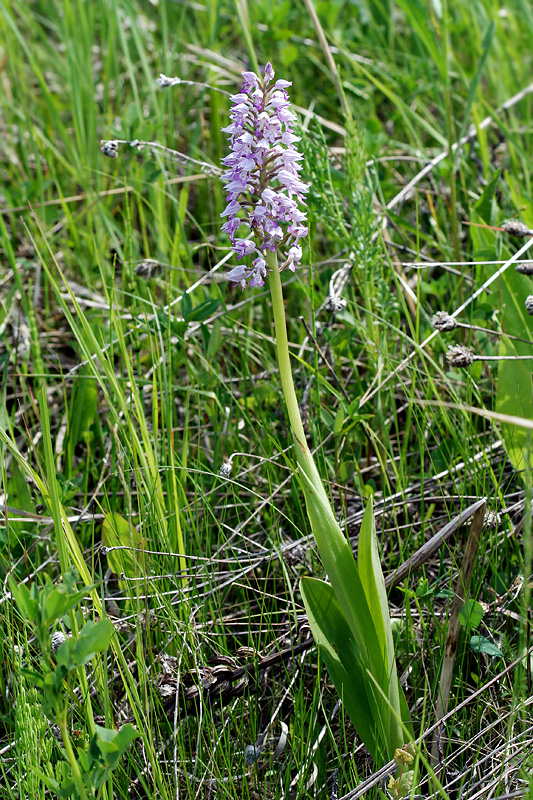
[
  {"xmin": 296, "ymin": 79, "xmax": 533, "ymax": 386},
  {"xmin": 385, "ymin": 81, "xmax": 533, "ymax": 214},
  {"xmin": 339, "ymin": 644, "xmax": 533, "ymax": 800},
  {"xmin": 360, "ymin": 234, "xmax": 533, "ymax": 409}
]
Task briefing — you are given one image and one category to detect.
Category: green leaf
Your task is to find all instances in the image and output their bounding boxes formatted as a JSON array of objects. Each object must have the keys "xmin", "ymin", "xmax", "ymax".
[
  {"xmin": 65, "ymin": 371, "xmax": 98, "ymax": 474},
  {"xmin": 469, "ymin": 635, "xmax": 503, "ymax": 658},
  {"xmin": 90, "ymin": 724, "xmax": 139, "ymax": 771},
  {"xmin": 102, "ymin": 512, "xmax": 147, "ymax": 579},
  {"xmin": 496, "ymin": 336, "xmax": 533, "ymax": 472},
  {"xmin": 56, "ymin": 619, "xmax": 114, "ymax": 669},
  {"xmin": 8, "ymin": 578, "xmax": 39, "ymax": 623},
  {"xmin": 206, "ymin": 320, "xmax": 223, "ymax": 358},
  {"xmin": 300, "ymin": 577, "xmax": 384, "ymax": 762},
  {"xmin": 473, "ymin": 169, "xmax": 501, "ymax": 224},
  {"xmin": 77, "ymin": 747, "xmax": 90, "ymax": 773},
  {"xmin": 20, "ymin": 667, "xmax": 44, "ymax": 688},
  {"xmin": 297, "ymin": 465, "xmax": 385, "ymax": 682},
  {"xmin": 497, "ymin": 269, "xmax": 533, "ymax": 348},
  {"xmin": 333, "ymin": 407, "xmax": 344, "ymax": 435},
  {"xmin": 459, "ymin": 599, "xmax": 484, "ymax": 630},
  {"xmin": 8, "ymin": 461, "xmax": 36, "ymax": 514},
  {"xmin": 357, "ymin": 501, "xmax": 388, "ymax": 658},
  {"xmin": 43, "ymin": 585, "xmax": 91, "ymax": 627},
  {"xmin": 357, "ymin": 499, "xmax": 404, "ymax": 752},
  {"xmin": 181, "ymin": 292, "xmax": 192, "ymax": 318},
  {"xmin": 113, "ymin": 723, "xmax": 139, "ymax": 752},
  {"xmin": 184, "ymin": 298, "xmax": 221, "ymax": 323},
  {"xmin": 50, "ymin": 760, "xmax": 76, "ymax": 798}
]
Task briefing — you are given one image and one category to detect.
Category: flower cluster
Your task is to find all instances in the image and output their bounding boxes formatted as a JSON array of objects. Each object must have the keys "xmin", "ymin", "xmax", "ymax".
[{"xmin": 221, "ymin": 62, "xmax": 308, "ymax": 290}]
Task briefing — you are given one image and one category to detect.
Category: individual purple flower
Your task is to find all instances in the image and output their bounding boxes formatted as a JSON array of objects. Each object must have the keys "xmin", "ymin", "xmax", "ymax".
[{"xmin": 221, "ymin": 62, "xmax": 308, "ymax": 290}]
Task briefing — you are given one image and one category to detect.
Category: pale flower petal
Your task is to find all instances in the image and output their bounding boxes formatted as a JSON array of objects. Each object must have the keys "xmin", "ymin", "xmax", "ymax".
[{"xmin": 220, "ymin": 63, "xmax": 308, "ymax": 290}]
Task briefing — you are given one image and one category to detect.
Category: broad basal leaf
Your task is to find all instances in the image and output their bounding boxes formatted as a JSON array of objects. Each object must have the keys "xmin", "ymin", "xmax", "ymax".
[
  {"xmin": 301, "ymin": 576, "xmax": 389, "ymax": 763},
  {"xmin": 496, "ymin": 336, "xmax": 533, "ymax": 472}
]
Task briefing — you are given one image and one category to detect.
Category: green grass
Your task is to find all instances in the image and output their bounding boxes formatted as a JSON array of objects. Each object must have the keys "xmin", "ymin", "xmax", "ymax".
[{"xmin": 2, "ymin": 0, "xmax": 533, "ymax": 797}]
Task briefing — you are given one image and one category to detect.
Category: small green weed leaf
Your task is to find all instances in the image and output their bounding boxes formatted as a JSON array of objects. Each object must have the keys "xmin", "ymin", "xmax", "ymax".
[
  {"xmin": 57, "ymin": 763, "xmax": 76, "ymax": 799},
  {"xmin": 415, "ymin": 577, "xmax": 431, "ymax": 600},
  {"xmin": 113, "ymin": 723, "xmax": 139, "ymax": 753},
  {"xmin": 76, "ymin": 747, "xmax": 90, "ymax": 773},
  {"xmin": 95, "ymin": 736, "xmax": 119, "ymax": 756},
  {"xmin": 8, "ymin": 461, "xmax": 35, "ymax": 514},
  {"xmin": 65, "ymin": 372, "xmax": 98, "ymax": 474},
  {"xmin": 339, "ymin": 460, "xmax": 355, "ymax": 482},
  {"xmin": 459, "ymin": 599, "xmax": 484, "ymax": 630},
  {"xmin": 102, "ymin": 512, "xmax": 147, "ymax": 579},
  {"xmin": 348, "ymin": 398, "xmax": 360, "ymax": 417},
  {"xmin": 56, "ymin": 619, "xmax": 114, "ymax": 670},
  {"xmin": 206, "ymin": 320, "xmax": 223, "ymax": 358},
  {"xmin": 43, "ymin": 585, "xmax": 90, "ymax": 627},
  {"xmin": 184, "ymin": 298, "xmax": 221, "ymax": 323},
  {"xmin": 435, "ymin": 587, "xmax": 454, "ymax": 600},
  {"xmin": 181, "ymin": 292, "xmax": 193, "ymax": 318},
  {"xmin": 90, "ymin": 724, "xmax": 139, "ymax": 771},
  {"xmin": 333, "ymin": 407, "xmax": 344, "ymax": 435},
  {"xmin": 470, "ymin": 635, "xmax": 503, "ymax": 658},
  {"xmin": 8, "ymin": 579, "xmax": 39, "ymax": 623}
]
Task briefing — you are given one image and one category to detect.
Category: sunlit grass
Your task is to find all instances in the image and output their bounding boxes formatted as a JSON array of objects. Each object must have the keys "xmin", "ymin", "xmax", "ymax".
[{"xmin": 2, "ymin": 0, "xmax": 533, "ymax": 798}]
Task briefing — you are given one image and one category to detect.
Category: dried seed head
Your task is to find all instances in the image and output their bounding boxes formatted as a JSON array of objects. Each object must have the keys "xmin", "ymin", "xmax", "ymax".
[
  {"xmin": 446, "ymin": 344, "xmax": 475, "ymax": 367},
  {"xmin": 157, "ymin": 73, "xmax": 179, "ymax": 88},
  {"xmin": 515, "ymin": 262, "xmax": 533, "ymax": 275},
  {"xmin": 244, "ymin": 744, "xmax": 262, "ymax": 765},
  {"xmin": 51, "ymin": 631, "xmax": 69, "ymax": 652},
  {"xmin": 100, "ymin": 139, "xmax": 120, "ymax": 159},
  {"xmin": 500, "ymin": 219, "xmax": 532, "ymax": 238},
  {"xmin": 526, "ymin": 295, "xmax": 533, "ymax": 316},
  {"xmin": 283, "ymin": 543, "xmax": 307, "ymax": 566},
  {"xmin": 325, "ymin": 294, "xmax": 347, "ymax": 313},
  {"xmin": 135, "ymin": 259, "xmax": 162, "ymax": 279},
  {"xmin": 432, "ymin": 311, "xmax": 457, "ymax": 331},
  {"xmin": 483, "ymin": 510, "xmax": 501, "ymax": 530},
  {"xmin": 219, "ymin": 459, "xmax": 233, "ymax": 478}
]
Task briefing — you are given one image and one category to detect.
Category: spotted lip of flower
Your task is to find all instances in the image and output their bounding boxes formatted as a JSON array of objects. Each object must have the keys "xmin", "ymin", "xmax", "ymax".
[{"xmin": 220, "ymin": 62, "xmax": 308, "ymax": 290}]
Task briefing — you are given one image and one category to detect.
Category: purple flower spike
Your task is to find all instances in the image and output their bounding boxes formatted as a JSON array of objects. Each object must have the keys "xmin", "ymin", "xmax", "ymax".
[{"xmin": 221, "ymin": 63, "xmax": 308, "ymax": 290}]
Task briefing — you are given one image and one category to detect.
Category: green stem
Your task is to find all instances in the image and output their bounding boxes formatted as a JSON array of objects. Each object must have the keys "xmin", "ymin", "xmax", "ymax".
[
  {"xmin": 57, "ymin": 709, "xmax": 89, "ymax": 800},
  {"xmin": 267, "ymin": 252, "xmax": 328, "ymax": 499},
  {"xmin": 267, "ymin": 251, "xmax": 307, "ymax": 446}
]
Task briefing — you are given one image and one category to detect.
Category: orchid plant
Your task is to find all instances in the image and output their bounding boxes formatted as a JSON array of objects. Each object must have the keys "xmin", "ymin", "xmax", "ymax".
[{"xmin": 221, "ymin": 63, "xmax": 413, "ymax": 771}]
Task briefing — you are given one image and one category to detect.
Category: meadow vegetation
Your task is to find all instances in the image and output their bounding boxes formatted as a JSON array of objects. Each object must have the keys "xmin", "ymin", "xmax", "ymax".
[{"xmin": 2, "ymin": 1, "xmax": 533, "ymax": 798}]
